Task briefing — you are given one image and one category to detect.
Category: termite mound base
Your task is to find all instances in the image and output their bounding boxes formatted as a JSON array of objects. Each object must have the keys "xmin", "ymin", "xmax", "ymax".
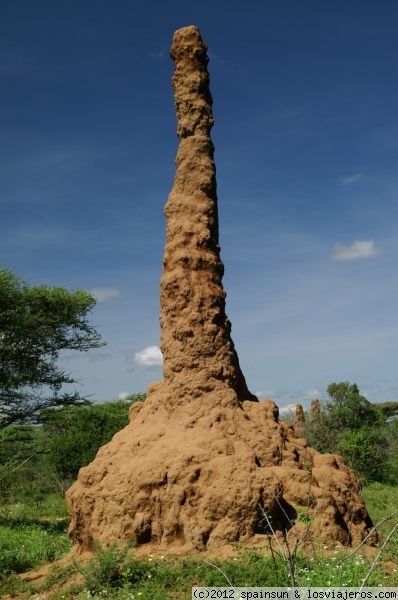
[{"xmin": 66, "ymin": 385, "xmax": 373, "ymax": 554}]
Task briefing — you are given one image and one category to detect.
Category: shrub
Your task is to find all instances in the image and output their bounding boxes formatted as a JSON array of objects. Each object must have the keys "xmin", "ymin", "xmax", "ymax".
[{"xmin": 303, "ymin": 382, "xmax": 392, "ymax": 484}]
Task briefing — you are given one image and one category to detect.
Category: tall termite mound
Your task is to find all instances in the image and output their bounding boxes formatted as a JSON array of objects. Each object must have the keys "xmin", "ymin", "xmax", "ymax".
[{"xmin": 66, "ymin": 26, "xmax": 373, "ymax": 553}]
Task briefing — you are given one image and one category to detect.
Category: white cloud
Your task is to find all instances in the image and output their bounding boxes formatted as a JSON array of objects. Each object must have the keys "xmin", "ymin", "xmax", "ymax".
[
  {"xmin": 134, "ymin": 345, "xmax": 163, "ymax": 367},
  {"xmin": 278, "ymin": 403, "xmax": 297, "ymax": 415},
  {"xmin": 89, "ymin": 288, "xmax": 122, "ymax": 302},
  {"xmin": 118, "ymin": 391, "xmax": 129, "ymax": 400},
  {"xmin": 255, "ymin": 390, "xmax": 274, "ymax": 399},
  {"xmin": 304, "ymin": 388, "xmax": 320, "ymax": 398},
  {"xmin": 339, "ymin": 173, "xmax": 364, "ymax": 186},
  {"xmin": 331, "ymin": 240, "xmax": 383, "ymax": 261}
]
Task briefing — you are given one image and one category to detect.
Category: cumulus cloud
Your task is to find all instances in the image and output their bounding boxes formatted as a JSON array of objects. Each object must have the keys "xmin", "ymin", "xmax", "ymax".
[
  {"xmin": 118, "ymin": 391, "xmax": 129, "ymax": 400},
  {"xmin": 134, "ymin": 345, "xmax": 163, "ymax": 367},
  {"xmin": 89, "ymin": 288, "xmax": 122, "ymax": 302},
  {"xmin": 331, "ymin": 240, "xmax": 383, "ymax": 262},
  {"xmin": 278, "ymin": 403, "xmax": 297, "ymax": 416},
  {"xmin": 338, "ymin": 173, "xmax": 363, "ymax": 186}
]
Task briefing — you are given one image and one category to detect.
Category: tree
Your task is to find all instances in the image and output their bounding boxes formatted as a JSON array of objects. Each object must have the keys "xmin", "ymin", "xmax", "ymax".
[
  {"xmin": 41, "ymin": 400, "xmax": 134, "ymax": 482},
  {"xmin": 0, "ymin": 269, "xmax": 104, "ymax": 428},
  {"xmin": 326, "ymin": 382, "xmax": 382, "ymax": 430},
  {"xmin": 0, "ymin": 424, "xmax": 48, "ymax": 501},
  {"xmin": 339, "ymin": 428, "xmax": 389, "ymax": 483},
  {"xmin": 0, "ymin": 396, "xmax": 146, "ymax": 500},
  {"xmin": 303, "ymin": 382, "xmax": 390, "ymax": 484}
]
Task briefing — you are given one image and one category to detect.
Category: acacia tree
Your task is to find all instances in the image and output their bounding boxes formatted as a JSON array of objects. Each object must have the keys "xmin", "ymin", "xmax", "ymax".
[
  {"xmin": 326, "ymin": 381, "xmax": 381, "ymax": 429},
  {"xmin": 0, "ymin": 269, "xmax": 104, "ymax": 428}
]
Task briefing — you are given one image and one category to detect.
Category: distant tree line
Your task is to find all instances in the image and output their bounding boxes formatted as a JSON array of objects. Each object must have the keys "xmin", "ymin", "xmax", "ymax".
[{"xmin": 0, "ymin": 395, "xmax": 145, "ymax": 501}]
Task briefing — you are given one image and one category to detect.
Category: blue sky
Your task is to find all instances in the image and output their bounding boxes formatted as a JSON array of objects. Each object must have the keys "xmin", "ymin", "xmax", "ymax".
[{"xmin": 1, "ymin": 1, "xmax": 398, "ymax": 409}]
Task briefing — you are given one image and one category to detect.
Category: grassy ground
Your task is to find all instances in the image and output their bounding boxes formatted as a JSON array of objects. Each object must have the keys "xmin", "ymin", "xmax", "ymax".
[
  {"xmin": 0, "ymin": 486, "xmax": 397, "ymax": 598},
  {"xmin": 0, "ymin": 494, "xmax": 71, "ymax": 580},
  {"xmin": 361, "ymin": 482, "xmax": 398, "ymax": 564},
  {"xmin": 362, "ymin": 482, "xmax": 398, "ymax": 526}
]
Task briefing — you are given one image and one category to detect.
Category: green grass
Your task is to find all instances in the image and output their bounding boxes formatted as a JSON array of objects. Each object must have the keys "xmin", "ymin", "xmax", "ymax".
[
  {"xmin": 0, "ymin": 485, "xmax": 397, "ymax": 599},
  {"xmin": 362, "ymin": 482, "xmax": 398, "ymax": 524},
  {"xmin": 6, "ymin": 541, "xmax": 396, "ymax": 599},
  {"xmin": 34, "ymin": 545, "xmax": 397, "ymax": 599},
  {"xmin": 361, "ymin": 482, "xmax": 398, "ymax": 564},
  {"xmin": 0, "ymin": 494, "xmax": 71, "ymax": 582},
  {"xmin": 0, "ymin": 520, "xmax": 71, "ymax": 575},
  {"xmin": 2, "ymin": 492, "xmax": 69, "ymax": 520}
]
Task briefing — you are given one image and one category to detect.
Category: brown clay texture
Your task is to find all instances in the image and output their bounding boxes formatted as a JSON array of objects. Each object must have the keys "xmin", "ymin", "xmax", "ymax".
[
  {"xmin": 66, "ymin": 25, "xmax": 373, "ymax": 554},
  {"xmin": 294, "ymin": 404, "xmax": 305, "ymax": 431},
  {"xmin": 311, "ymin": 399, "xmax": 321, "ymax": 416}
]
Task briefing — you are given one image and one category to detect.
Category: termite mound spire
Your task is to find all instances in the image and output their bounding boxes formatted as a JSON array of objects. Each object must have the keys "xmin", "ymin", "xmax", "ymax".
[{"xmin": 160, "ymin": 26, "xmax": 256, "ymax": 406}]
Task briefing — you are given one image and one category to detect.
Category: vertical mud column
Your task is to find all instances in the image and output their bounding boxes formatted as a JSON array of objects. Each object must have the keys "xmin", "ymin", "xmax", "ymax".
[
  {"xmin": 160, "ymin": 26, "xmax": 256, "ymax": 403},
  {"xmin": 294, "ymin": 403, "xmax": 305, "ymax": 431}
]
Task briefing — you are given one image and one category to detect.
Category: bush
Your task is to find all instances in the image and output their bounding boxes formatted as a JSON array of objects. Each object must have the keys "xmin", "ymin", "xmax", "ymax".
[
  {"xmin": 76, "ymin": 544, "xmax": 132, "ymax": 593},
  {"xmin": 0, "ymin": 397, "xmax": 145, "ymax": 501},
  {"xmin": 303, "ymin": 382, "xmax": 392, "ymax": 484},
  {"xmin": 339, "ymin": 428, "xmax": 389, "ymax": 483},
  {"xmin": 41, "ymin": 401, "xmax": 132, "ymax": 481},
  {"xmin": 0, "ymin": 426, "xmax": 50, "ymax": 502}
]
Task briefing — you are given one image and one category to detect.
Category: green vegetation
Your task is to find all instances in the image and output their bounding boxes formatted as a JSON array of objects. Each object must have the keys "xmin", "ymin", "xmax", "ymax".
[
  {"xmin": 303, "ymin": 382, "xmax": 396, "ymax": 484},
  {"xmin": 73, "ymin": 544, "xmax": 394, "ymax": 596},
  {"xmin": 41, "ymin": 399, "xmax": 141, "ymax": 482},
  {"xmin": 0, "ymin": 486, "xmax": 396, "ymax": 599},
  {"xmin": 373, "ymin": 401, "xmax": 398, "ymax": 420},
  {"xmin": 0, "ymin": 398, "xmax": 146, "ymax": 502},
  {"xmin": 0, "ymin": 515, "xmax": 71, "ymax": 577},
  {"xmin": 0, "ymin": 269, "xmax": 104, "ymax": 429},
  {"xmin": 0, "ymin": 495, "xmax": 71, "ymax": 584},
  {"xmin": 362, "ymin": 483, "xmax": 398, "ymax": 564}
]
